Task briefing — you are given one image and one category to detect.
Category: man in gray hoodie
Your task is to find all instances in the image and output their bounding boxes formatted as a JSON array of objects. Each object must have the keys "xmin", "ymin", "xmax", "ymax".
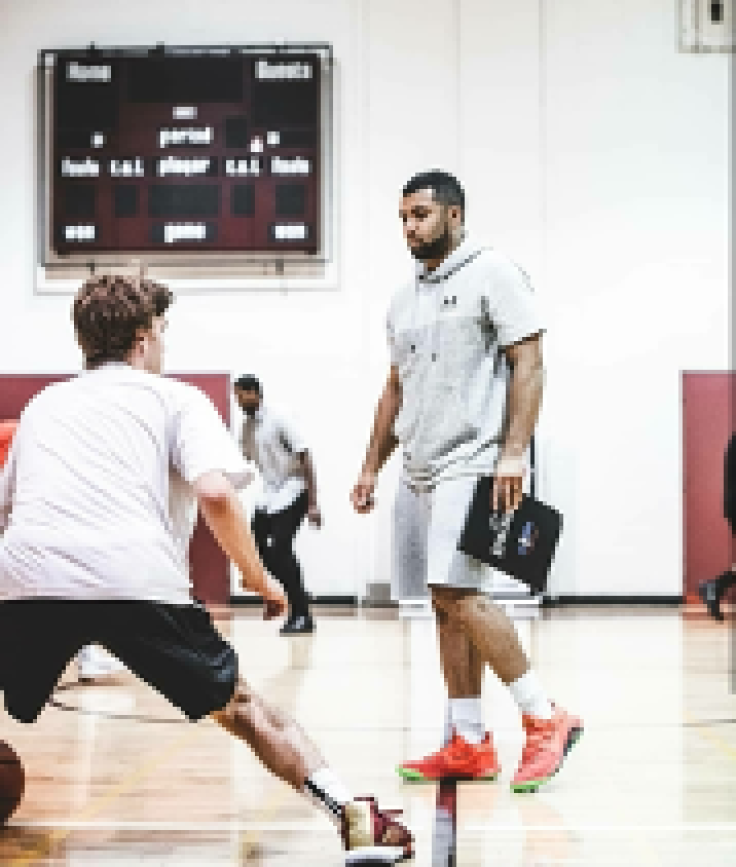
[{"xmin": 352, "ymin": 170, "xmax": 583, "ymax": 793}]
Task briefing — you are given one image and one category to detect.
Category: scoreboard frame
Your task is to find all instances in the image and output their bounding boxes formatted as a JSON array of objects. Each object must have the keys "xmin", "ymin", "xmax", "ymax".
[{"xmin": 36, "ymin": 43, "xmax": 335, "ymax": 289}]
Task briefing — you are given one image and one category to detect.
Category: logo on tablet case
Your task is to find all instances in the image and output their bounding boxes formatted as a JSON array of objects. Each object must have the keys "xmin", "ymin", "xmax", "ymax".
[
  {"xmin": 518, "ymin": 521, "xmax": 538, "ymax": 556},
  {"xmin": 489, "ymin": 512, "xmax": 513, "ymax": 558}
]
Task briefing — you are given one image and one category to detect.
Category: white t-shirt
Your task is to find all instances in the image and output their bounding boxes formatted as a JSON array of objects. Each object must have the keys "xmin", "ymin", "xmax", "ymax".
[
  {"xmin": 387, "ymin": 236, "xmax": 543, "ymax": 486},
  {"xmin": 0, "ymin": 363, "xmax": 250, "ymax": 605},
  {"xmin": 240, "ymin": 404, "xmax": 307, "ymax": 514}
]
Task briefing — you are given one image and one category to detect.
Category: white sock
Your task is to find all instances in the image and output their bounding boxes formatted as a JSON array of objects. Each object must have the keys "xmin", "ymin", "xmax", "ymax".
[
  {"xmin": 442, "ymin": 703, "xmax": 453, "ymax": 746},
  {"xmin": 303, "ymin": 767, "xmax": 352, "ymax": 827},
  {"xmin": 508, "ymin": 670, "xmax": 553, "ymax": 720},
  {"xmin": 447, "ymin": 697, "xmax": 484, "ymax": 745}
]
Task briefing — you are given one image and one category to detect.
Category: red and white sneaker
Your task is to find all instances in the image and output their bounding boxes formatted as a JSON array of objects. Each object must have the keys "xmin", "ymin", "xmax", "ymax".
[
  {"xmin": 342, "ymin": 797, "xmax": 414, "ymax": 863},
  {"xmin": 397, "ymin": 731, "xmax": 500, "ymax": 783},
  {"xmin": 511, "ymin": 705, "xmax": 583, "ymax": 793}
]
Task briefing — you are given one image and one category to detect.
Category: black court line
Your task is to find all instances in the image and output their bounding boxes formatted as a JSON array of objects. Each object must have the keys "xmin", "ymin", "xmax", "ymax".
[{"xmin": 432, "ymin": 780, "xmax": 457, "ymax": 866}]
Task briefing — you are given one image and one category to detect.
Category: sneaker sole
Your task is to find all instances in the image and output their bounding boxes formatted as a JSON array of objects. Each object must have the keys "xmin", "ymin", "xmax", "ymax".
[
  {"xmin": 77, "ymin": 669, "xmax": 124, "ymax": 682},
  {"xmin": 345, "ymin": 844, "xmax": 410, "ymax": 864},
  {"xmin": 396, "ymin": 766, "xmax": 498, "ymax": 784},
  {"xmin": 510, "ymin": 725, "xmax": 583, "ymax": 793}
]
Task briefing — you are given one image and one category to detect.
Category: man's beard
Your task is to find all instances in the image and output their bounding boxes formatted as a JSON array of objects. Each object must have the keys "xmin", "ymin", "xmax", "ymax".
[{"xmin": 408, "ymin": 223, "xmax": 453, "ymax": 262}]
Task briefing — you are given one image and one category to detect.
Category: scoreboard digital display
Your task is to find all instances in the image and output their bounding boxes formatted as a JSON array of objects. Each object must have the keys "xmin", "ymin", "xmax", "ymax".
[{"xmin": 42, "ymin": 46, "xmax": 329, "ymax": 260}]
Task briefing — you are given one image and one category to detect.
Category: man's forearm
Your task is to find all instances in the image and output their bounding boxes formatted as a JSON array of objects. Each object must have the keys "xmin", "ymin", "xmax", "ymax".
[
  {"xmin": 363, "ymin": 385, "xmax": 401, "ymax": 475},
  {"xmin": 198, "ymin": 487, "xmax": 267, "ymax": 594},
  {"xmin": 374, "ymin": 429, "xmax": 399, "ymax": 473},
  {"xmin": 501, "ymin": 356, "xmax": 544, "ymax": 462}
]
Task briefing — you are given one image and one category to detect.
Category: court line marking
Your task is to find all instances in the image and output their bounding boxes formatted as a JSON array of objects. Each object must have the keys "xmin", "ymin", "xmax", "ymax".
[
  {"xmin": 685, "ymin": 712, "xmax": 736, "ymax": 761},
  {"xmin": 40, "ymin": 689, "xmax": 314, "ymax": 859},
  {"xmin": 46, "ymin": 686, "xmax": 736, "ymax": 731},
  {"xmin": 48, "ymin": 699, "xmax": 188, "ymax": 724},
  {"xmin": 237, "ymin": 785, "xmax": 292, "ymax": 860},
  {"xmin": 10, "ymin": 704, "xmax": 729, "ymax": 863},
  {"xmin": 692, "ymin": 725, "xmax": 736, "ymax": 760},
  {"xmin": 9, "ymin": 723, "xmax": 204, "ymax": 867},
  {"xmin": 42, "ymin": 697, "xmax": 736, "ymax": 732},
  {"xmin": 9, "ymin": 820, "xmax": 736, "ymax": 833},
  {"xmin": 10, "ymin": 710, "xmax": 295, "ymax": 864}
]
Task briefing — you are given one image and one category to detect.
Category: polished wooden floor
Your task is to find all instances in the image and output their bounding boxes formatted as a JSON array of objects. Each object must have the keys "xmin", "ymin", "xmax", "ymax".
[{"xmin": 0, "ymin": 604, "xmax": 734, "ymax": 865}]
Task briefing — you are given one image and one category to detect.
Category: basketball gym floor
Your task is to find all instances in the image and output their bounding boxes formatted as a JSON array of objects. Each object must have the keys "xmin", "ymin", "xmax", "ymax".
[{"xmin": 0, "ymin": 603, "xmax": 734, "ymax": 866}]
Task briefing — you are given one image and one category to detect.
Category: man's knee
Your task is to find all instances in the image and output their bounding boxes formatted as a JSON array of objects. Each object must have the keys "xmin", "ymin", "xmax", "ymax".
[
  {"xmin": 432, "ymin": 587, "xmax": 469, "ymax": 615},
  {"xmin": 211, "ymin": 678, "xmax": 256, "ymax": 726},
  {"xmin": 432, "ymin": 599, "xmax": 449, "ymax": 626},
  {"xmin": 431, "ymin": 587, "xmax": 483, "ymax": 625}
]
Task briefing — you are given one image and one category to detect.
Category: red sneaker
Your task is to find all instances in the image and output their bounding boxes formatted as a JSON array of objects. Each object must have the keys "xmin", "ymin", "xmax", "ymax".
[
  {"xmin": 397, "ymin": 731, "xmax": 500, "ymax": 783},
  {"xmin": 342, "ymin": 796, "xmax": 414, "ymax": 863},
  {"xmin": 511, "ymin": 705, "xmax": 583, "ymax": 793}
]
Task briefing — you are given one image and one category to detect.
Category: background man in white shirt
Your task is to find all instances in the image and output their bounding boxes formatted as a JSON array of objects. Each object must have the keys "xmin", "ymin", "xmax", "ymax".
[
  {"xmin": 235, "ymin": 375, "xmax": 322, "ymax": 635},
  {"xmin": 0, "ymin": 274, "xmax": 412, "ymax": 864},
  {"xmin": 352, "ymin": 170, "xmax": 583, "ymax": 793}
]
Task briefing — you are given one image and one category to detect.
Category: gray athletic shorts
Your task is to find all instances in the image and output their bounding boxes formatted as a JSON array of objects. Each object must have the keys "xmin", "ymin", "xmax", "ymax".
[{"xmin": 391, "ymin": 474, "xmax": 492, "ymax": 601}]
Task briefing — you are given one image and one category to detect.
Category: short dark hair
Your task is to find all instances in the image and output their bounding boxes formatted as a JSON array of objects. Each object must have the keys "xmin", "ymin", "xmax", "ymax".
[
  {"xmin": 234, "ymin": 374, "xmax": 262, "ymax": 394},
  {"xmin": 402, "ymin": 170, "xmax": 465, "ymax": 216},
  {"xmin": 72, "ymin": 274, "xmax": 172, "ymax": 368}
]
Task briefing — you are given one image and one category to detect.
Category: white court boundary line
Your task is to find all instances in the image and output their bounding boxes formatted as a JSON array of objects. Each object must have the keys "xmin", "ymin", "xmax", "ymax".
[{"xmin": 11, "ymin": 820, "xmax": 736, "ymax": 833}]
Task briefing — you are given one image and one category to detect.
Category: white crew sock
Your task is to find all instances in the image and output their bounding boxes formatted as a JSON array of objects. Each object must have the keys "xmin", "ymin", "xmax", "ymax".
[
  {"xmin": 445, "ymin": 697, "xmax": 484, "ymax": 745},
  {"xmin": 508, "ymin": 670, "xmax": 553, "ymax": 720},
  {"xmin": 442, "ymin": 703, "xmax": 453, "ymax": 746},
  {"xmin": 303, "ymin": 767, "xmax": 352, "ymax": 827}
]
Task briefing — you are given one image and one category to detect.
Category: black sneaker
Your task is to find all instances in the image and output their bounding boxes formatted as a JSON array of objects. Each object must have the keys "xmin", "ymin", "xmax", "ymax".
[
  {"xmin": 279, "ymin": 614, "xmax": 315, "ymax": 635},
  {"xmin": 698, "ymin": 576, "xmax": 726, "ymax": 621}
]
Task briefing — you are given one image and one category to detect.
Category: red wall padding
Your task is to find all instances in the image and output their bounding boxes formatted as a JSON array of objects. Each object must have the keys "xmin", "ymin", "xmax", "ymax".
[
  {"xmin": 0, "ymin": 372, "xmax": 232, "ymax": 604},
  {"xmin": 683, "ymin": 372, "xmax": 735, "ymax": 601},
  {"xmin": 0, "ymin": 421, "xmax": 19, "ymax": 467}
]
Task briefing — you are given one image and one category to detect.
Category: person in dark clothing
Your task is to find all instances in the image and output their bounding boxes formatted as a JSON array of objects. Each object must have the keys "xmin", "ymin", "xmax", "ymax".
[
  {"xmin": 699, "ymin": 433, "xmax": 735, "ymax": 621},
  {"xmin": 234, "ymin": 375, "xmax": 321, "ymax": 635}
]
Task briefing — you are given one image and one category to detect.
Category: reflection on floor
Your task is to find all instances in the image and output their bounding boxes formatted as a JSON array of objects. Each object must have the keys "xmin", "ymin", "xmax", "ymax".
[{"xmin": 0, "ymin": 604, "xmax": 734, "ymax": 865}]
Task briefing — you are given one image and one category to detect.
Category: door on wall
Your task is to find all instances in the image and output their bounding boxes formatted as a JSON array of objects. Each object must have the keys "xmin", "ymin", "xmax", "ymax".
[{"xmin": 683, "ymin": 372, "xmax": 734, "ymax": 602}]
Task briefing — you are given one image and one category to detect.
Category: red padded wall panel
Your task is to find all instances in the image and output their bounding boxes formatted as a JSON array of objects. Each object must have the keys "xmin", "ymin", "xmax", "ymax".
[{"xmin": 683, "ymin": 372, "xmax": 735, "ymax": 602}]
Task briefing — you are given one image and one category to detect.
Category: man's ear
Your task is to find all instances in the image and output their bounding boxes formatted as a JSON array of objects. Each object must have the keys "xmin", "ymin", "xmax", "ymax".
[{"xmin": 132, "ymin": 327, "xmax": 149, "ymax": 356}]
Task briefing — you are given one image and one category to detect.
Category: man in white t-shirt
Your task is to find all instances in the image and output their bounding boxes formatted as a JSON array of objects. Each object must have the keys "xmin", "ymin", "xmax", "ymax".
[
  {"xmin": 351, "ymin": 170, "xmax": 583, "ymax": 793},
  {"xmin": 0, "ymin": 274, "xmax": 412, "ymax": 864},
  {"xmin": 235, "ymin": 375, "xmax": 322, "ymax": 634},
  {"xmin": 0, "ymin": 422, "xmax": 123, "ymax": 683}
]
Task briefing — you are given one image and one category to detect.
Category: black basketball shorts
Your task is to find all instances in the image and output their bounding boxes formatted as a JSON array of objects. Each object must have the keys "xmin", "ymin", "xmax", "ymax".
[{"xmin": 0, "ymin": 599, "xmax": 238, "ymax": 723}]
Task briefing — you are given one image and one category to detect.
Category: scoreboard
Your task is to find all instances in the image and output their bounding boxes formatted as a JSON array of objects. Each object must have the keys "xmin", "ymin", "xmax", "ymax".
[{"xmin": 41, "ymin": 46, "xmax": 330, "ymax": 260}]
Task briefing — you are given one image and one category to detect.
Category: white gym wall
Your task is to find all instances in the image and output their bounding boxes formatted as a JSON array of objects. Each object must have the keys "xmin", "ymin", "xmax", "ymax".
[{"xmin": 0, "ymin": 0, "xmax": 729, "ymax": 599}]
